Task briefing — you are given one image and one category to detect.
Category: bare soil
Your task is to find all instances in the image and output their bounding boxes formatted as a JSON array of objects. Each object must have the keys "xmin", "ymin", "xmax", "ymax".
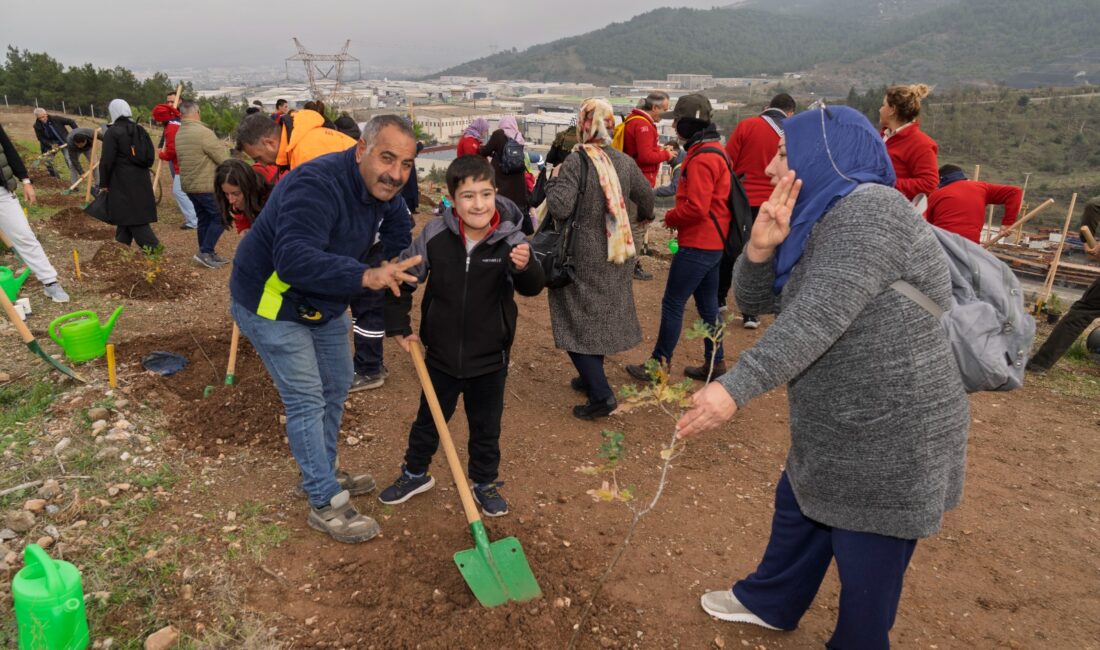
[{"xmin": 0, "ymin": 107, "xmax": 1097, "ymax": 649}]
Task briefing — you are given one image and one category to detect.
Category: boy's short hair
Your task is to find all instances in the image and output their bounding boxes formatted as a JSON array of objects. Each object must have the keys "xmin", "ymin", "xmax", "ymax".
[{"xmin": 446, "ymin": 155, "xmax": 496, "ymax": 196}]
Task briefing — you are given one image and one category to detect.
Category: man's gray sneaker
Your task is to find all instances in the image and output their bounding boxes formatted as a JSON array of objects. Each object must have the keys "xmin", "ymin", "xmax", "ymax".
[
  {"xmin": 700, "ymin": 590, "xmax": 781, "ymax": 630},
  {"xmin": 294, "ymin": 468, "xmax": 376, "ymax": 498},
  {"xmin": 42, "ymin": 282, "xmax": 70, "ymax": 303},
  {"xmin": 193, "ymin": 252, "xmax": 218, "ymax": 269},
  {"xmin": 210, "ymin": 252, "xmax": 230, "ymax": 265},
  {"xmin": 307, "ymin": 489, "xmax": 381, "ymax": 544}
]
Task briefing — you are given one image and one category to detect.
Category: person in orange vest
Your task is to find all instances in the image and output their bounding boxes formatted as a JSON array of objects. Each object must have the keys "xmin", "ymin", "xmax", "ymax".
[
  {"xmin": 623, "ymin": 91, "xmax": 677, "ymax": 281},
  {"xmin": 927, "ymin": 165, "xmax": 1022, "ymax": 244}
]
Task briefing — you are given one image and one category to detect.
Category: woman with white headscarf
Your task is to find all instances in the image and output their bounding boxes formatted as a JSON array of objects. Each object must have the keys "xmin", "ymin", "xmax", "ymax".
[
  {"xmin": 544, "ymin": 98, "xmax": 654, "ymax": 420},
  {"xmin": 94, "ymin": 99, "xmax": 159, "ymax": 251}
]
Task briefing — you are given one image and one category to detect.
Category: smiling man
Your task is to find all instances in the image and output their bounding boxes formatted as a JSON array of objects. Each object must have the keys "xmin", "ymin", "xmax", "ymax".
[{"xmin": 228, "ymin": 115, "xmax": 421, "ymax": 544}]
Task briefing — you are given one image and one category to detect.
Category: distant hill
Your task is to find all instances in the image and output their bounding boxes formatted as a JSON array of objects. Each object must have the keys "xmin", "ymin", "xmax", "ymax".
[{"xmin": 434, "ymin": 0, "xmax": 1100, "ymax": 88}]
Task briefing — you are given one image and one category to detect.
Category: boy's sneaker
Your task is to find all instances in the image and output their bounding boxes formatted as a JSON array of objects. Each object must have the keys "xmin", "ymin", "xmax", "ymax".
[
  {"xmin": 473, "ymin": 482, "xmax": 509, "ymax": 517},
  {"xmin": 350, "ymin": 366, "xmax": 388, "ymax": 392},
  {"xmin": 633, "ymin": 261, "xmax": 653, "ymax": 281},
  {"xmin": 700, "ymin": 590, "xmax": 782, "ymax": 630},
  {"xmin": 307, "ymin": 489, "xmax": 382, "ymax": 544},
  {"xmin": 378, "ymin": 465, "xmax": 436, "ymax": 505},
  {"xmin": 742, "ymin": 315, "xmax": 760, "ymax": 330},
  {"xmin": 42, "ymin": 282, "xmax": 70, "ymax": 303},
  {"xmin": 685, "ymin": 363, "xmax": 727, "ymax": 381}
]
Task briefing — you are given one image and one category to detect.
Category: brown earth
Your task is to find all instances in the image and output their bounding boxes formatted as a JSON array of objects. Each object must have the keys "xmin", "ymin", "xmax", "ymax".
[
  {"xmin": 47, "ymin": 206, "xmax": 114, "ymax": 240},
  {"xmin": 0, "ymin": 107, "xmax": 1097, "ymax": 649}
]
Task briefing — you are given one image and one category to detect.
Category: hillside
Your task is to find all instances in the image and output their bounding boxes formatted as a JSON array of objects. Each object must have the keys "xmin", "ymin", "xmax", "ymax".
[{"xmin": 434, "ymin": 0, "xmax": 1100, "ymax": 87}]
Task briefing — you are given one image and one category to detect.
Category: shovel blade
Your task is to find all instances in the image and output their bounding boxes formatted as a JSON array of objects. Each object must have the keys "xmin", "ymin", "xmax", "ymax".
[
  {"xmin": 26, "ymin": 340, "xmax": 84, "ymax": 383},
  {"xmin": 454, "ymin": 532, "xmax": 541, "ymax": 608}
]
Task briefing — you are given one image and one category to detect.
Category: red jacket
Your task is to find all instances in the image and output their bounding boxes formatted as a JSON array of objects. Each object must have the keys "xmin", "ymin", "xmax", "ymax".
[
  {"xmin": 456, "ymin": 135, "xmax": 482, "ymax": 158},
  {"xmin": 157, "ymin": 120, "xmax": 181, "ymax": 174},
  {"xmin": 883, "ymin": 123, "xmax": 938, "ymax": 200},
  {"xmin": 927, "ymin": 180, "xmax": 1022, "ymax": 244},
  {"xmin": 665, "ymin": 140, "xmax": 731, "ymax": 251},
  {"xmin": 622, "ymin": 108, "xmax": 671, "ymax": 186},
  {"xmin": 725, "ymin": 112, "xmax": 783, "ymax": 207}
]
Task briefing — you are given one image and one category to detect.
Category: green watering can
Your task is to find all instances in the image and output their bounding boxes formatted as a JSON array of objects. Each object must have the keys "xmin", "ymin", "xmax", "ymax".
[
  {"xmin": 1, "ymin": 265, "xmax": 30, "ymax": 301},
  {"xmin": 48, "ymin": 307, "xmax": 123, "ymax": 363},
  {"xmin": 12, "ymin": 544, "xmax": 90, "ymax": 650}
]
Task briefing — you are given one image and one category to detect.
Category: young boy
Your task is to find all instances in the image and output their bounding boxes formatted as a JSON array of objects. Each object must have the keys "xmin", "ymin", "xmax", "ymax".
[{"xmin": 380, "ymin": 155, "xmax": 545, "ymax": 516}]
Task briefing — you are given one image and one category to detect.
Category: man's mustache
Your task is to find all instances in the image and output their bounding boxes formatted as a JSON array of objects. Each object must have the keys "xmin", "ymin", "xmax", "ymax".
[{"xmin": 378, "ymin": 174, "xmax": 403, "ymax": 187}]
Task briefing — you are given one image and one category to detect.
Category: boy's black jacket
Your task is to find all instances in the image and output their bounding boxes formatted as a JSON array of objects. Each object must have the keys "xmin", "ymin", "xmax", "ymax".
[{"xmin": 385, "ymin": 196, "xmax": 545, "ymax": 378}]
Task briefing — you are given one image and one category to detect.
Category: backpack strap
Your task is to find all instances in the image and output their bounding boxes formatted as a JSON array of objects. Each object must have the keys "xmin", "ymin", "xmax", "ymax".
[{"xmin": 890, "ymin": 280, "xmax": 944, "ymax": 319}]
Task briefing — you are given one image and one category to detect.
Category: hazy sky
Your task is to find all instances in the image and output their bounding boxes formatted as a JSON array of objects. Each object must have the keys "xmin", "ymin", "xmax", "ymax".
[{"xmin": 3, "ymin": 0, "xmax": 725, "ymax": 73}]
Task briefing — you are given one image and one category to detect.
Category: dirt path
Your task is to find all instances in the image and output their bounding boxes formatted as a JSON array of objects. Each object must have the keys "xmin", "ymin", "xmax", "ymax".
[{"xmin": 0, "ymin": 107, "xmax": 1098, "ymax": 649}]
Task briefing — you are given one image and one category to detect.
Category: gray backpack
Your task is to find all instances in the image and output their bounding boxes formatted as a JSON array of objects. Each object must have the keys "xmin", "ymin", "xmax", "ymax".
[{"xmin": 891, "ymin": 225, "xmax": 1035, "ymax": 393}]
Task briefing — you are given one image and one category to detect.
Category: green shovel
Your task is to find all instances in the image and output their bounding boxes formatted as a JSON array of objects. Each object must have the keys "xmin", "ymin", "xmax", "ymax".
[{"xmin": 409, "ymin": 341, "xmax": 541, "ymax": 607}]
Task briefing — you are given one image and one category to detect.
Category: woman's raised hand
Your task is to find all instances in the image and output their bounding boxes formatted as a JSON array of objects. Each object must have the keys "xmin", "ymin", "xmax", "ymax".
[{"xmin": 746, "ymin": 171, "xmax": 801, "ymax": 262}]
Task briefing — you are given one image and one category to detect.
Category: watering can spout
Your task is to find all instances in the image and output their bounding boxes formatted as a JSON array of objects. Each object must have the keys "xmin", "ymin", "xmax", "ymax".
[
  {"xmin": 102, "ymin": 306, "xmax": 124, "ymax": 342},
  {"xmin": 14, "ymin": 268, "xmax": 29, "ymax": 291}
]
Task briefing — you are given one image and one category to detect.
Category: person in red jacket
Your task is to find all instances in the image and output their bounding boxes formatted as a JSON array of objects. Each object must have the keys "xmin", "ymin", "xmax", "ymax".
[
  {"xmin": 457, "ymin": 118, "xmax": 489, "ymax": 157},
  {"xmin": 626, "ymin": 94, "xmax": 731, "ymax": 382},
  {"xmin": 152, "ymin": 101, "xmax": 198, "ymax": 230},
  {"xmin": 880, "ymin": 84, "xmax": 938, "ymax": 201},
  {"xmin": 927, "ymin": 164, "xmax": 1022, "ymax": 244},
  {"xmin": 623, "ymin": 91, "xmax": 676, "ymax": 280},
  {"xmin": 721, "ymin": 92, "xmax": 796, "ymax": 328}
]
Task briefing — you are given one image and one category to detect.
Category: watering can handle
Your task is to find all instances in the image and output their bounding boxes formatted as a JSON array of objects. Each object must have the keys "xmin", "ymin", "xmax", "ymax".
[
  {"xmin": 48, "ymin": 310, "xmax": 97, "ymax": 345},
  {"xmin": 24, "ymin": 543, "xmax": 64, "ymax": 595}
]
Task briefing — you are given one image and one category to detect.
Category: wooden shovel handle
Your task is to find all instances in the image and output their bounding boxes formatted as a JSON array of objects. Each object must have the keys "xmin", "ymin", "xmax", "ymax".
[
  {"xmin": 226, "ymin": 323, "xmax": 240, "ymax": 377},
  {"xmin": 1082, "ymin": 225, "xmax": 1098, "ymax": 249},
  {"xmin": 982, "ymin": 198, "xmax": 1055, "ymax": 248},
  {"xmin": 408, "ymin": 341, "xmax": 482, "ymax": 525},
  {"xmin": 0, "ymin": 290, "xmax": 35, "ymax": 345}
]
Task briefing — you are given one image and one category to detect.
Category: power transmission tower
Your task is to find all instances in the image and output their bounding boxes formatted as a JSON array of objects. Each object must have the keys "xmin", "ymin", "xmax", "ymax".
[{"xmin": 285, "ymin": 38, "xmax": 362, "ymax": 107}]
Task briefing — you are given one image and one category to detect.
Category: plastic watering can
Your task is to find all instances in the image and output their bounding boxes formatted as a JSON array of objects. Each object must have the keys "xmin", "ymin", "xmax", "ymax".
[
  {"xmin": 48, "ymin": 306, "xmax": 123, "ymax": 363},
  {"xmin": 12, "ymin": 544, "xmax": 90, "ymax": 650},
  {"xmin": 0, "ymin": 265, "xmax": 30, "ymax": 301}
]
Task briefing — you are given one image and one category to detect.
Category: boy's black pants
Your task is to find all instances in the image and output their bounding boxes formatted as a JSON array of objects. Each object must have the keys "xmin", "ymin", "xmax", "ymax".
[{"xmin": 405, "ymin": 364, "xmax": 508, "ymax": 485}]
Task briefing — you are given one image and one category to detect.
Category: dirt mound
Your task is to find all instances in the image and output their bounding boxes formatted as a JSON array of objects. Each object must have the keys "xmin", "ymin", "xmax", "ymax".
[
  {"xmin": 85, "ymin": 241, "xmax": 197, "ymax": 300},
  {"xmin": 48, "ymin": 206, "xmax": 113, "ymax": 240},
  {"xmin": 27, "ymin": 168, "xmax": 69, "ymax": 190},
  {"xmin": 123, "ymin": 330, "xmax": 286, "ymax": 454}
]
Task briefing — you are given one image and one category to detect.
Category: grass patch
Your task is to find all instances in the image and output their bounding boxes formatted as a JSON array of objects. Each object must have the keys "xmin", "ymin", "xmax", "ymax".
[{"xmin": 0, "ymin": 380, "xmax": 57, "ymax": 461}]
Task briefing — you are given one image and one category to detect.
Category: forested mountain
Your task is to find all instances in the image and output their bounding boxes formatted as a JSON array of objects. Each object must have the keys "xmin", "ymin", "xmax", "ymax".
[{"xmin": 434, "ymin": 0, "xmax": 1100, "ymax": 87}]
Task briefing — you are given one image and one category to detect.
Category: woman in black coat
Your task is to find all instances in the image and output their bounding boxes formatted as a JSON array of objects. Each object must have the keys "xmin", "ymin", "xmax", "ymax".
[
  {"xmin": 479, "ymin": 116, "xmax": 531, "ymax": 232},
  {"xmin": 99, "ymin": 99, "xmax": 159, "ymax": 251}
]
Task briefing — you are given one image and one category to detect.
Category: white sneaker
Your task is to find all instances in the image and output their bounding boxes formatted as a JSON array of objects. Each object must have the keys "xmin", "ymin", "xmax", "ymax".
[
  {"xmin": 42, "ymin": 282, "xmax": 70, "ymax": 303},
  {"xmin": 700, "ymin": 590, "xmax": 781, "ymax": 630}
]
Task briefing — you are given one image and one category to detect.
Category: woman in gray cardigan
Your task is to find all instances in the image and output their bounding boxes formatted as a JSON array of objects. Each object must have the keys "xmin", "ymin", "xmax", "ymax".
[
  {"xmin": 545, "ymin": 99, "xmax": 654, "ymax": 420},
  {"xmin": 676, "ymin": 106, "xmax": 969, "ymax": 649}
]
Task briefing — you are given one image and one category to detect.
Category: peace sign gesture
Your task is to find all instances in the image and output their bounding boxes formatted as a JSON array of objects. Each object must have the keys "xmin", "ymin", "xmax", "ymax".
[{"xmin": 746, "ymin": 171, "xmax": 802, "ymax": 262}]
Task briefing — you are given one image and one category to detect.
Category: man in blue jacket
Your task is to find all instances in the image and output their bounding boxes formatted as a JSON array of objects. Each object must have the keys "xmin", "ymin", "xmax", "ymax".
[{"xmin": 229, "ymin": 114, "xmax": 421, "ymax": 544}]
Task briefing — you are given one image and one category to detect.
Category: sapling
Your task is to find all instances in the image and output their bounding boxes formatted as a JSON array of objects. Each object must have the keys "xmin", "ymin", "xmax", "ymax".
[{"xmin": 568, "ymin": 313, "xmax": 733, "ymax": 649}]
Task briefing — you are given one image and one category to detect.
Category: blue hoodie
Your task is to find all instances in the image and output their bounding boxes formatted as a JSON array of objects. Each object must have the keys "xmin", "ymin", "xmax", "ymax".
[{"xmin": 230, "ymin": 147, "xmax": 412, "ymax": 325}]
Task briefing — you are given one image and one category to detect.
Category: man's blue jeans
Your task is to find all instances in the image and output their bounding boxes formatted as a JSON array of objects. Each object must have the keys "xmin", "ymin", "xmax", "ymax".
[
  {"xmin": 186, "ymin": 192, "xmax": 224, "ymax": 255},
  {"xmin": 230, "ymin": 300, "xmax": 351, "ymax": 508},
  {"xmin": 651, "ymin": 246, "xmax": 724, "ymax": 367}
]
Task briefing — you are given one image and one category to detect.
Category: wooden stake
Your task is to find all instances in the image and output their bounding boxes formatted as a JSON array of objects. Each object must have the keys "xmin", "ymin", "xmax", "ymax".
[
  {"xmin": 84, "ymin": 128, "xmax": 99, "ymax": 203},
  {"xmin": 972, "ymin": 164, "xmax": 981, "ymax": 182},
  {"xmin": 985, "ymin": 205, "xmax": 995, "ymax": 244},
  {"xmin": 106, "ymin": 343, "xmax": 117, "ymax": 389},
  {"xmin": 983, "ymin": 198, "xmax": 1055, "ymax": 248},
  {"xmin": 151, "ymin": 83, "xmax": 183, "ymax": 196},
  {"xmin": 1037, "ymin": 193, "xmax": 1078, "ymax": 311},
  {"xmin": 1081, "ymin": 225, "xmax": 1097, "ymax": 249},
  {"xmin": 72, "ymin": 248, "xmax": 82, "ymax": 280},
  {"xmin": 1014, "ymin": 173, "xmax": 1031, "ymax": 245}
]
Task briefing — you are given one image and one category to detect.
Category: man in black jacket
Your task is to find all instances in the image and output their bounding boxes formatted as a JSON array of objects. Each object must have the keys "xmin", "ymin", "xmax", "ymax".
[
  {"xmin": 379, "ymin": 155, "xmax": 544, "ymax": 517},
  {"xmin": 32, "ymin": 108, "xmax": 79, "ymax": 183}
]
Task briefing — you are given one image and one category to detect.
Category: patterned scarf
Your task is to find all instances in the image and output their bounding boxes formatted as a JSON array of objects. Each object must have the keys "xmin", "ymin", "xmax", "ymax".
[{"xmin": 574, "ymin": 98, "xmax": 634, "ymax": 263}]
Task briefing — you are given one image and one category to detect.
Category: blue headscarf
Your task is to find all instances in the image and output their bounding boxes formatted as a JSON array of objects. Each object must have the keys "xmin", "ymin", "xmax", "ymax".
[{"xmin": 773, "ymin": 105, "xmax": 895, "ymax": 293}]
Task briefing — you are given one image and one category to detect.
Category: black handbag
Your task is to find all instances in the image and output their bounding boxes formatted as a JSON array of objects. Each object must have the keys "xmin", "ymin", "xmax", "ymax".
[
  {"xmin": 84, "ymin": 190, "xmax": 112, "ymax": 224},
  {"xmin": 530, "ymin": 150, "xmax": 589, "ymax": 289}
]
